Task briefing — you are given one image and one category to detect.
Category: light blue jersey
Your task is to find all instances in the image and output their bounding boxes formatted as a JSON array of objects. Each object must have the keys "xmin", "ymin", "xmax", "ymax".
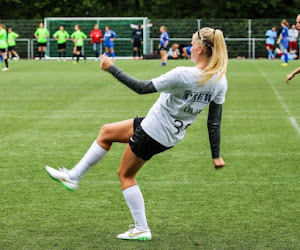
[{"xmin": 265, "ymin": 30, "xmax": 277, "ymax": 45}]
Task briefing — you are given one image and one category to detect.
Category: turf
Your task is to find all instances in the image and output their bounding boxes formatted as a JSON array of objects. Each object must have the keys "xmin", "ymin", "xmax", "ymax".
[{"xmin": 0, "ymin": 59, "xmax": 299, "ymax": 249}]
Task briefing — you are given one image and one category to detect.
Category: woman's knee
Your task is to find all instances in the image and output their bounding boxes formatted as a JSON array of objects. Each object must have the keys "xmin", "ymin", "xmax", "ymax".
[
  {"xmin": 98, "ymin": 124, "xmax": 111, "ymax": 139},
  {"xmin": 118, "ymin": 168, "xmax": 135, "ymax": 181}
]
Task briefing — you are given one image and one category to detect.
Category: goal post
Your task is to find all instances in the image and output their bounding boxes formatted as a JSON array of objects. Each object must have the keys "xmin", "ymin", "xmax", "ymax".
[{"xmin": 44, "ymin": 17, "xmax": 150, "ymax": 59}]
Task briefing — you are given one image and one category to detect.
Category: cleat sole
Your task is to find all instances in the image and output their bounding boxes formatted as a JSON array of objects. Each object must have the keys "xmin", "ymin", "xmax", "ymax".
[{"xmin": 46, "ymin": 171, "xmax": 74, "ymax": 191}]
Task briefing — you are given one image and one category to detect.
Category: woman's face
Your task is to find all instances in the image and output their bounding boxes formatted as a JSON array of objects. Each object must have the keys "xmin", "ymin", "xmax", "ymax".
[
  {"xmin": 160, "ymin": 27, "xmax": 164, "ymax": 33},
  {"xmin": 39, "ymin": 23, "xmax": 44, "ymax": 28},
  {"xmin": 190, "ymin": 33, "xmax": 201, "ymax": 63},
  {"xmin": 94, "ymin": 25, "xmax": 98, "ymax": 30},
  {"xmin": 60, "ymin": 26, "xmax": 64, "ymax": 31}
]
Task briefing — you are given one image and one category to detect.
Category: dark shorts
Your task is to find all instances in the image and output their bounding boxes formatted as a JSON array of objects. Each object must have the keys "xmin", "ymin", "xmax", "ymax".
[
  {"xmin": 76, "ymin": 46, "xmax": 82, "ymax": 52},
  {"xmin": 0, "ymin": 48, "xmax": 7, "ymax": 53},
  {"xmin": 8, "ymin": 46, "xmax": 15, "ymax": 51},
  {"xmin": 133, "ymin": 40, "xmax": 141, "ymax": 48},
  {"xmin": 38, "ymin": 42, "xmax": 47, "ymax": 47},
  {"xmin": 160, "ymin": 45, "xmax": 168, "ymax": 51},
  {"xmin": 129, "ymin": 117, "xmax": 172, "ymax": 161},
  {"xmin": 266, "ymin": 44, "xmax": 274, "ymax": 50},
  {"xmin": 58, "ymin": 43, "xmax": 66, "ymax": 50}
]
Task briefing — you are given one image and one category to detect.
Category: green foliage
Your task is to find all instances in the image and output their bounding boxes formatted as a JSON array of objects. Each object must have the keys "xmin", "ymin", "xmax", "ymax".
[
  {"xmin": 0, "ymin": 59, "xmax": 300, "ymax": 248},
  {"xmin": 1, "ymin": 0, "xmax": 299, "ymax": 19}
]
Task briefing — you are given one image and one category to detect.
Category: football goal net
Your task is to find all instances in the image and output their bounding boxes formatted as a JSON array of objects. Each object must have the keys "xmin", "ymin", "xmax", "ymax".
[{"xmin": 44, "ymin": 17, "xmax": 150, "ymax": 59}]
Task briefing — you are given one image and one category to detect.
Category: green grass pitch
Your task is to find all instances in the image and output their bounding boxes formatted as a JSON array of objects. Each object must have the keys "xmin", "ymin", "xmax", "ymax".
[{"xmin": 0, "ymin": 59, "xmax": 299, "ymax": 249}]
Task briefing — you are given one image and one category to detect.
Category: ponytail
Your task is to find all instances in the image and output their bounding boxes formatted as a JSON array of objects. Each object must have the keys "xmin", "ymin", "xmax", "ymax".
[{"xmin": 198, "ymin": 27, "xmax": 228, "ymax": 83}]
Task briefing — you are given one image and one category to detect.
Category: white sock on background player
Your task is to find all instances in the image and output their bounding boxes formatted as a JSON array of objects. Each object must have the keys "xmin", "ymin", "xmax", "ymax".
[
  {"xmin": 123, "ymin": 185, "xmax": 148, "ymax": 230},
  {"xmin": 68, "ymin": 141, "xmax": 107, "ymax": 181}
]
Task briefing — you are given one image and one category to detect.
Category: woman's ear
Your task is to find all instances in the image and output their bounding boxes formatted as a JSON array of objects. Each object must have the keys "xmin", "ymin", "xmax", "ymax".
[{"xmin": 198, "ymin": 45, "xmax": 204, "ymax": 55}]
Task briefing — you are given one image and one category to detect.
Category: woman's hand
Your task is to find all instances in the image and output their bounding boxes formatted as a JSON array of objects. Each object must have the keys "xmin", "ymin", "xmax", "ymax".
[
  {"xmin": 286, "ymin": 73, "xmax": 294, "ymax": 84},
  {"xmin": 100, "ymin": 53, "xmax": 114, "ymax": 71},
  {"xmin": 213, "ymin": 157, "xmax": 226, "ymax": 170}
]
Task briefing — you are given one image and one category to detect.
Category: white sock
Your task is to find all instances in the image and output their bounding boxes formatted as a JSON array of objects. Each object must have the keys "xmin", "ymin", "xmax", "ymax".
[
  {"xmin": 123, "ymin": 185, "xmax": 148, "ymax": 231},
  {"xmin": 68, "ymin": 141, "xmax": 107, "ymax": 181}
]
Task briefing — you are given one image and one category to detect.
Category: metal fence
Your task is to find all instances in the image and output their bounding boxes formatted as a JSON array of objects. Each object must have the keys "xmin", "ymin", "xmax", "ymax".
[
  {"xmin": 3, "ymin": 18, "xmax": 298, "ymax": 59},
  {"xmin": 12, "ymin": 37, "xmax": 300, "ymax": 59}
]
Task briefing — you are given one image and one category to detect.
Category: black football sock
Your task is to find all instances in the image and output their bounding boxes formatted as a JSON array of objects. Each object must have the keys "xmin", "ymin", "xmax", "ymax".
[
  {"xmin": 133, "ymin": 51, "xmax": 136, "ymax": 57},
  {"xmin": 77, "ymin": 54, "xmax": 80, "ymax": 62},
  {"xmin": 5, "ymin": 58, "xmax": 8, "ymax": 68},
  {"xmin": 63, "ymin": 51, "xmax": 66, "ymax": 58},
  {"xmin": 58, "ymin": 52, "xmax": 61, "ymax": 59}
]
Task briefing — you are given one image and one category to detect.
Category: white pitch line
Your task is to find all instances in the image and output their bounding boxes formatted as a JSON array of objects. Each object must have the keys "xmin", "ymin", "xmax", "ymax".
[
  {"xmin": 254, "ymin": 62, "xmax": 300, "ymax": 137},
  {"xmin": 289, "ymin": 117, "xmax": 300, "ymax": 135}
]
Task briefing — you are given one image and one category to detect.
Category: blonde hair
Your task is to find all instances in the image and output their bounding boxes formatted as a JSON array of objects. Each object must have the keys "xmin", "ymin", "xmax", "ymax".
[
  {"xmin": 197, "ymin": 27, "xmax": 228, "ymax": 83},
  {"xmin": 281, "ymin": 19, "xmax": 289, "ymax": 27},
  {"xmin": 160, "ymin": 26, "xmax": 167, "ymax": 31}
]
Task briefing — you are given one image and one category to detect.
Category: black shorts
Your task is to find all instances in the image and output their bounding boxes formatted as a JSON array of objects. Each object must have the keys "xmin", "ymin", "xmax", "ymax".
[
  {"xmin": 76, "ymin": 46, "xmax": 82, "ymax": 52},
  {"xmin": 133, "ymin": 40, "xmax": 141, "ymax": 48},
  {"xmin": 0, "ymin": 48, "xmax": 7, "ymax": 53},
  {"xmin": 38, "ymin": 42, "xmax": 47, "ymax": 47},
  {"xmin": 160, "ymin": 46, "xmax": 168, "ymax": 51},
  {"xmin": 58, "ymin": 43, "xmax": 66, "ymax": 50},
  {"xmin": 129, "ymin": 117, "xmax": 172, "ymax": 161},
  {"xmin": 8, "ymin": 46, "xmax": 15, "ymax": 51}
]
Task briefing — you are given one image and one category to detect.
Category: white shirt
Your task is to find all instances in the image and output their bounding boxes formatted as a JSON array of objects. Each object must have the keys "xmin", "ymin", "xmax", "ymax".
[
  {"xmin": 141, "ymin": 66, "xmax": 228, "ymax": 147},
  {"xmin": 288, "ymin": 29, "xmax": 299, "ymax": 42}
]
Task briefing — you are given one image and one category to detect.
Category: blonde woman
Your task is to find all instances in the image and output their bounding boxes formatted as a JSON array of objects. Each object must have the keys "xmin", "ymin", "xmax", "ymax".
[
  {"xmin": 158, "ymin": 26, "xmax": 169, "ymax": 66},
  {"xmin": 46, "ymin": 27, "xmax": 228, "ymax": 241},
  {"xmin": 0, "ymin": 24, "xmax": 9, "ymax": 71}
]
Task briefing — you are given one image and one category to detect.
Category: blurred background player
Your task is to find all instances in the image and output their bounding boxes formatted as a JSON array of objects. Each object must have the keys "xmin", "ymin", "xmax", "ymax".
[
  {"xmin": 131, "ymin": 25, "xmax": 143, "ymax": 60},
  {"xmin": 7, "ymin": 27, "xmax": 20, "ymax": 60},
  {"xmin": 274, "ymin": 47, "xmax": 297, "ymax": 61},
  {"xmin": 265, "ymin": 26, "xmax": 277, "ymax": 59},
  {"xmin": 288, "ymin": 24, "xmax": 298, "ymax": 54},
  {"xmin": 167, "ymin": 43, "xmax": 180, "ymax": 59},
  {"xmin": 34, "ymin": 22, "xmax": 49, "ymax": 60},
  {"xmin": 0, "ymin": 23, "xmax": 9, "ymax": 71},
  {"xmin": 158, "ymin": 26, "xmax": 169, "ymax": 66},
  {"xmin": 277, "ymin": 19, "xmax": 289, "ymax": 66},
  {"xmin": 90, "ymin": 24, "xmax": 102, "ymax": 61},
  {"xmin": 71, "ymin": 25, "xmax": 87, "ymax": 63},
  {"xmin": 182, "ymin": 45, "xmax": 192, "ymax": 59},
  {"xmin": 104, "ymin": 26, "xmax": 117, "ymax": 59},
  {"xmin": 169, "ymin": 43, "xmax": 188, "ymax": 59},
  {"xmin": 53, "ymin": 25, "xmax": 69, "ymax": 61}
]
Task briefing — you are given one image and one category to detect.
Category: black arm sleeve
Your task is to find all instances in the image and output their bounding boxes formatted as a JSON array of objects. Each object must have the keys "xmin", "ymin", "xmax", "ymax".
[
  {"xmin": 108, "ymin": 64, "xmax": 157, "ymax": 94},
  {"xmin": 207, "ymin": 101, "xmax": 223, "ymax": 159}
]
